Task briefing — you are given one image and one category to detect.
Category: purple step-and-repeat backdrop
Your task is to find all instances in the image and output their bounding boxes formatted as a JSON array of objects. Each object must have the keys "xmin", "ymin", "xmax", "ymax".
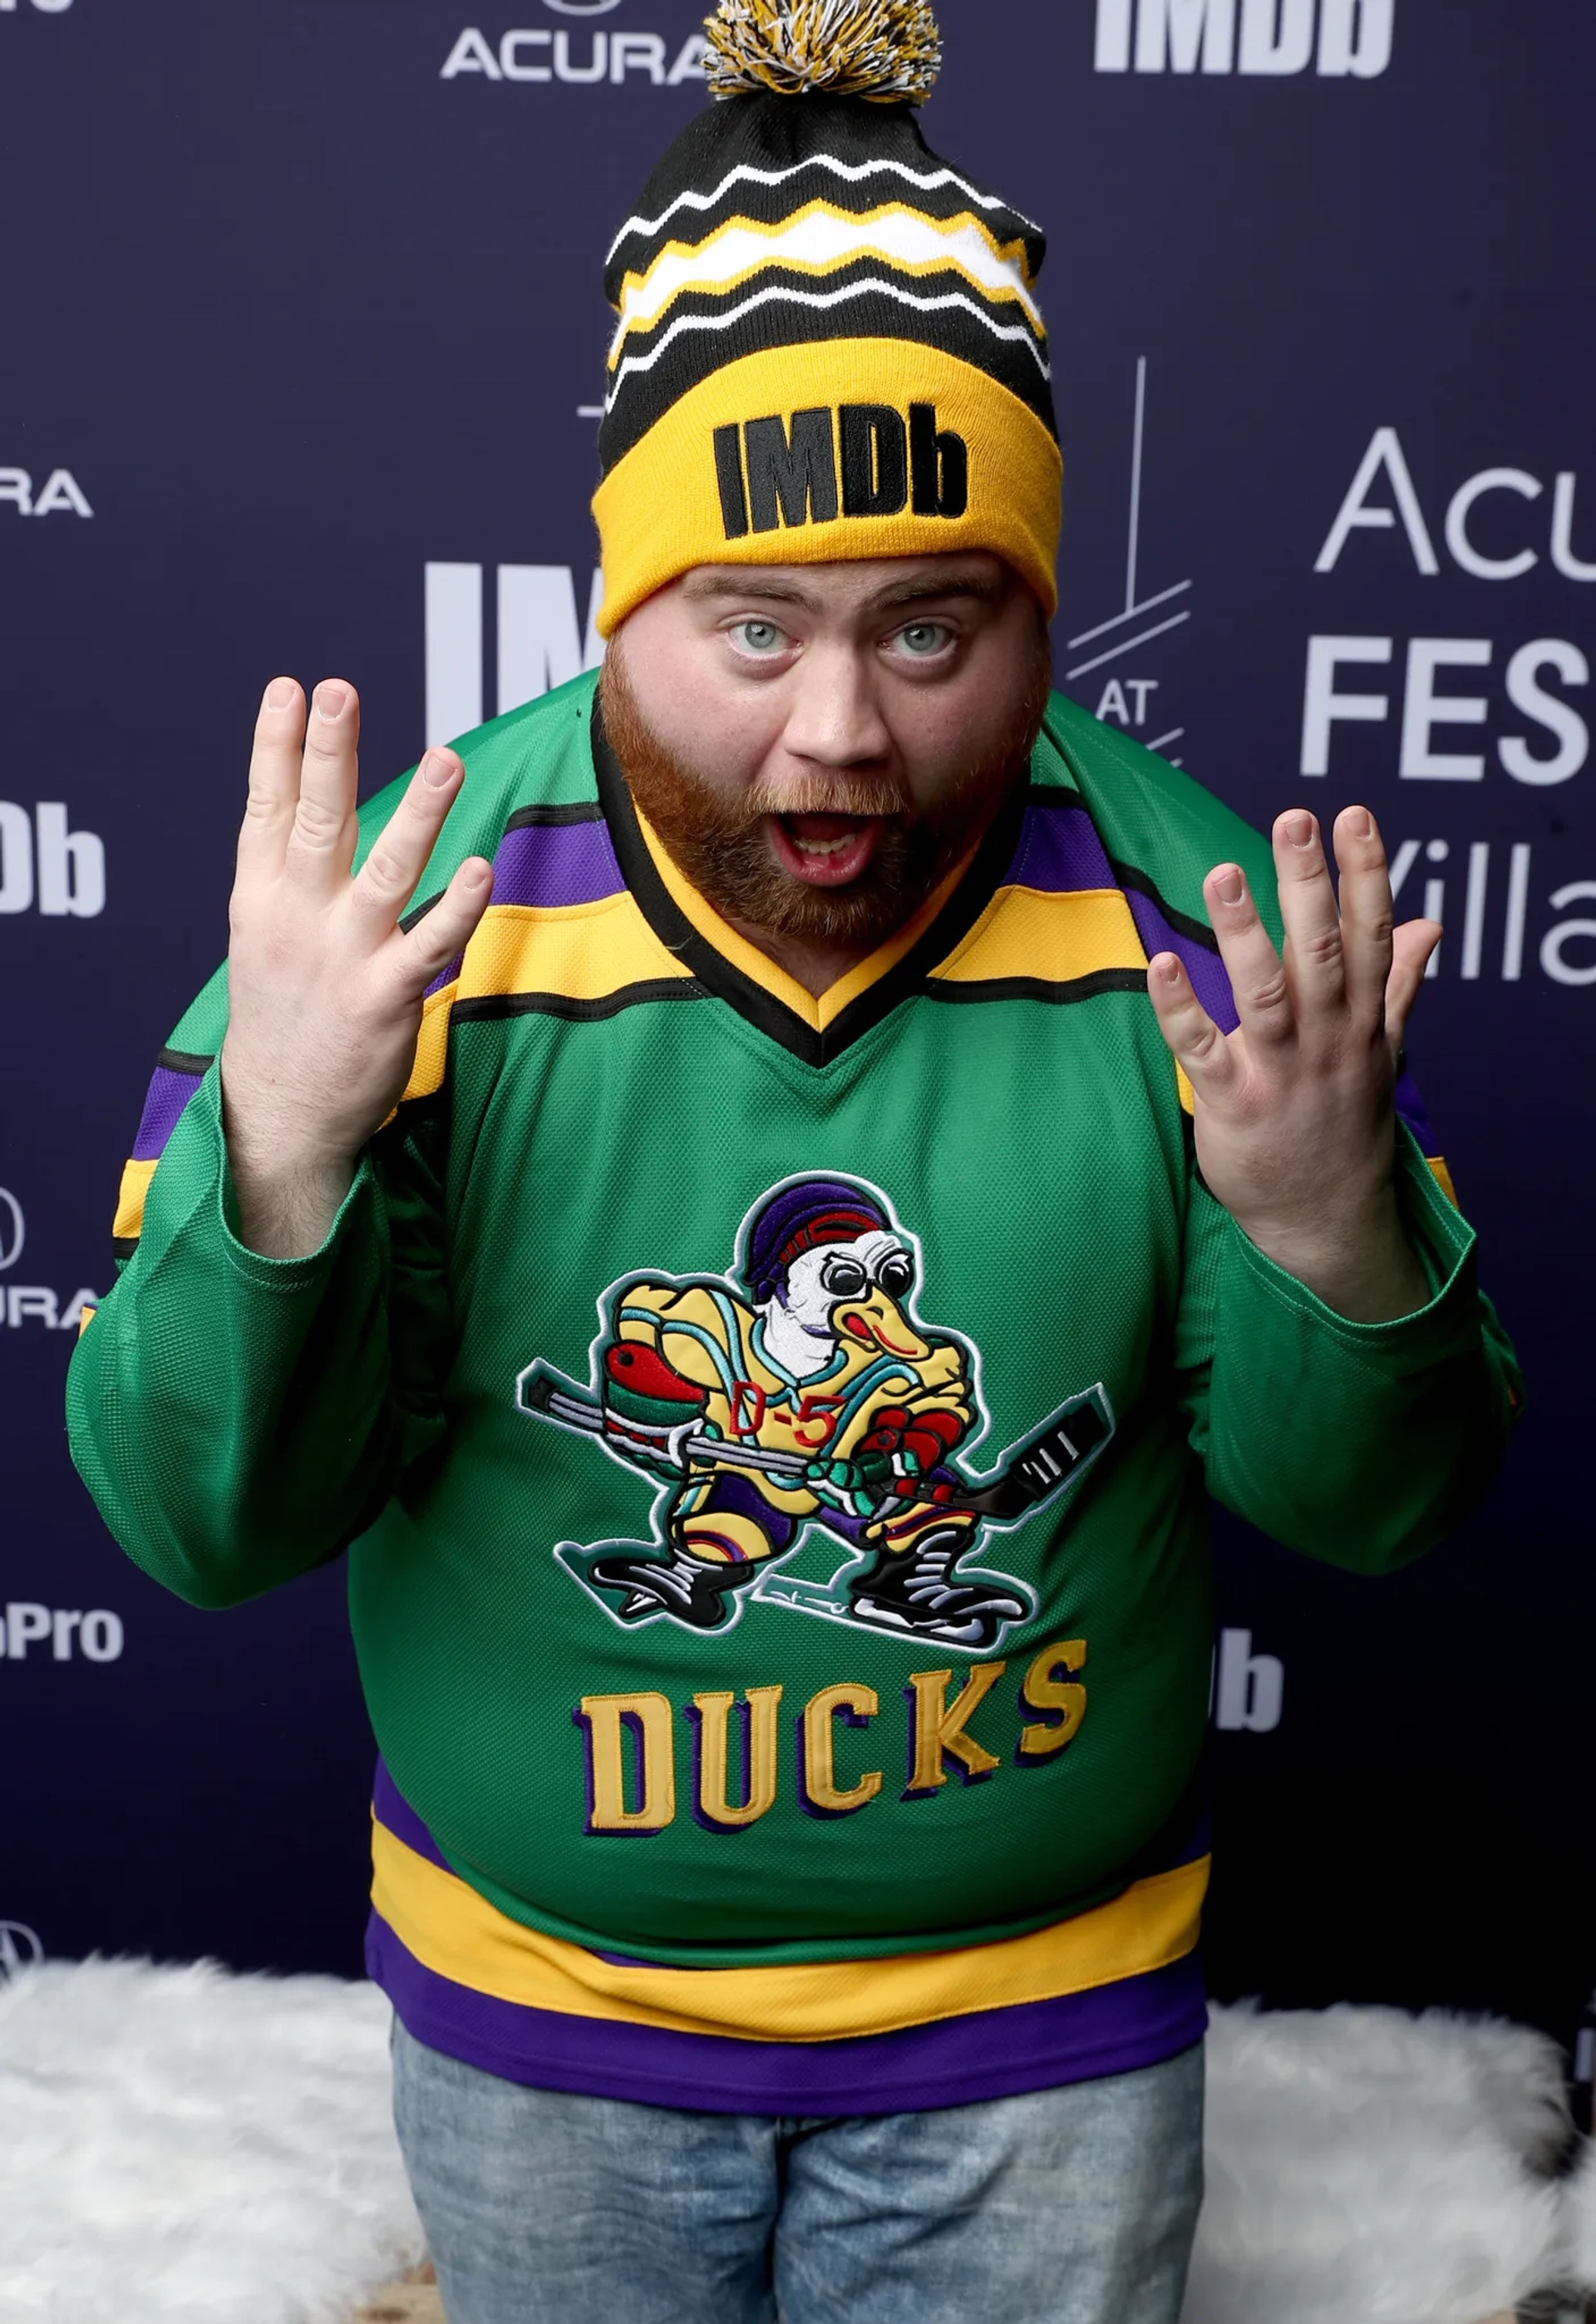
[{"xmin": 2, "ymin": 1, "xmax": 1591, "ymax": 2082}]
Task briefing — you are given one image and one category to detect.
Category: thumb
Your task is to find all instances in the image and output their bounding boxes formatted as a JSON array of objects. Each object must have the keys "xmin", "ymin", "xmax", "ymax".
[{"xmin": 1385, "ymin": 917, "xmax": 1441, "ymax": 1056}]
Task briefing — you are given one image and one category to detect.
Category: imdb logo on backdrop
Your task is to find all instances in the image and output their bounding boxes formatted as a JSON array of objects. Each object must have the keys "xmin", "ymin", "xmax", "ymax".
[{"xmin": 1096, "ymin": 0, "xmax": 1393, "ymax": 76}]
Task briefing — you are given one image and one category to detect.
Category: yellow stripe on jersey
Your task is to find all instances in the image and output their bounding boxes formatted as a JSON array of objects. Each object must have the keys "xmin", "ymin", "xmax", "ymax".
[
  {"xmin": 371, "ymin": 1813, "xmax": 1208, "ymax": 2043},
  {"xmin": 113, "ymin": 1157, "xmax": 158, "ymax": 1245},
  {"xmin": 400, "ymin": 979, "xmax": 461, "ymax": 1108},
  {"xmin": 930, "ymin": 885, "xmax": 1149, "ymax": 987},
  {"xmin": 399, "ymin": 893, "xmax": 697, "ymax": 1104},
  {"xmin": 458, "ymin": 892, "xmax": 691, "ymax": 1007}
]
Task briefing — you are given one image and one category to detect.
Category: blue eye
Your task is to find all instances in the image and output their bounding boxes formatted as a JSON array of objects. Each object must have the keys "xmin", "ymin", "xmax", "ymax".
[
  {"xmin": 896, "ymin": 623, "xmax": 949, "ymax": 657},
  {"xmin": 735, "ymin": 621, "xmax": 786, "ymax": 654}
]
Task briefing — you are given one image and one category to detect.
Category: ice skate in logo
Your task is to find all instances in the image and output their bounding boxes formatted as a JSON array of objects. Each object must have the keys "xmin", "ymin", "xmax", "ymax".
[{"xmin": 516, "ymin": 1176, "xmax": 1113, "ymax": 1654}]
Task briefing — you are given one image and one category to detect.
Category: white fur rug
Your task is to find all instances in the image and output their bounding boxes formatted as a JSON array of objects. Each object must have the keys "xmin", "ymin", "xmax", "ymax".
[
  {"xmin": 0, "ymin": 1959, "xmax": 424, "ymax": 2322},
  {"xmin": 0, "ymin": 1957, "xmax": 1587, "ymax": 2323},
  {"xmin": 1185, "ymin": 2001, "xmax": 1574, "ymax": 2324},
  {"xmin": 1567, "ymin": 2137, "xmax": 1596, "ymax": 2302}
]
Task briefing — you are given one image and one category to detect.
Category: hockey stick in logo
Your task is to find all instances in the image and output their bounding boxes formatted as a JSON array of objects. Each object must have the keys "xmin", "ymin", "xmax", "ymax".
[{"xmin": 515, "ymin": 1361, "xmax": 1112, "ymax": 1522}]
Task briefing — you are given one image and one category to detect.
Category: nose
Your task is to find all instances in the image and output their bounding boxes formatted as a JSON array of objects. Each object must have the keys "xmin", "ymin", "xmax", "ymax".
[{"xmin": 779, "ymin": 639, "xmax": 893, "ymax": 772}]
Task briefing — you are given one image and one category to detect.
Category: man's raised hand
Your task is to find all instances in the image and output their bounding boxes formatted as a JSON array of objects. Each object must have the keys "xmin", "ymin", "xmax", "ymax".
[
  {"xmin": 219, "ymin": 678, "xmax": 493, "ymax": 1258},
  {"xmin": 1146, "ymin": 805, "xmax": 1439, "ymax": 1324}
]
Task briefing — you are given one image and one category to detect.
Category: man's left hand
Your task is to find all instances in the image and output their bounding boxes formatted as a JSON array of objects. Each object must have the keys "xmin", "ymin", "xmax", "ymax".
[{"xmin": 1147, "ymin": 806, "xmax": 1440, "ymax": 1324}]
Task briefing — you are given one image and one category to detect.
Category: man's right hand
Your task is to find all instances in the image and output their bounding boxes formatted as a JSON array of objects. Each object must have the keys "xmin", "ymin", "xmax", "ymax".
[{"xmin": 219, "ymin": 678, "xmax": 494, "ymax": 1259}]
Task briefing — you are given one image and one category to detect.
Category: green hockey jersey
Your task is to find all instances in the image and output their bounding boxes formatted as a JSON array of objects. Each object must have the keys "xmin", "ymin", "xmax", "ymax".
[{"xmin": 66, "ymin": 678, "xmax": 1520, "ymax": 2113}]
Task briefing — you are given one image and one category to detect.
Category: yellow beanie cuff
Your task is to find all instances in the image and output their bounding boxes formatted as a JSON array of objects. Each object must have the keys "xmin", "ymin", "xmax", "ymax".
[{"xmin": 594, "ymin": 339, "xmax": 1060, "ymax": 636}]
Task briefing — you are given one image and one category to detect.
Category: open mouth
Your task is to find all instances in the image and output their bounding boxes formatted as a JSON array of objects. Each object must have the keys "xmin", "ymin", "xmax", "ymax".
[{"xmin": 767, "ymin": 812, "xmax": 886, "ymax": 889}]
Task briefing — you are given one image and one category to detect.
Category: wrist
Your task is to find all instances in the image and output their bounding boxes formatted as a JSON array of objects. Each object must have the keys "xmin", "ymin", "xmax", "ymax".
[
  {"xmin": 1234, "ymin": 1187, "xmax": 1431, "ymax": 1325},
  {"xmin": 224, "ymin": 1143, "xmax": 357, "ymax": 1262}
]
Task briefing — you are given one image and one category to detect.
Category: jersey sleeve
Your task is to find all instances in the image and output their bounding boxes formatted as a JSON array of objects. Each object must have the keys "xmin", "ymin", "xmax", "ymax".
[
  {"xmin": 1045, "ymin": 693, "xmax": 1523, "ymax": 1559},
  {"xmin": 1174, "ymin": 1125, "xmax": 1523, "ymax": 1570},
  {"xmin": 64, "ymin": 706, "xmax": 540, "ymax": 1607}
]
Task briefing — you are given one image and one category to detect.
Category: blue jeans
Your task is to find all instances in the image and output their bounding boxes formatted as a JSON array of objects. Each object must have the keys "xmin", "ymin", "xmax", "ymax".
[{"xmin": 391, "ymin": 2018, "xmax": 1204, "ymax": 2323}]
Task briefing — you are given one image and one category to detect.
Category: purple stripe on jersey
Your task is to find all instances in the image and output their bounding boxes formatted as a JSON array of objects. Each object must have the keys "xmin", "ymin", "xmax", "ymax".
[
  {"xmin": 366, "ymin": 1912, "xmax": 1206, "ymax": 2117},
  {"xmin": 1124, "ymin": 890, "xmax": 1239, "ymax": 1033},
  {"xmin": 1002, "ymin": 801, "xmax": 1116, "ymax": 895},
  {"xmin": 373, "ymin": 1759, "xmax": 455, "ymax": 1873},
  {"xmin": 1394, "ymin": 1067, "xmax": 1440, "ymax": 1157},
  {"xmin": 131, "ymin": 1063, "xmax": 206, "ymax": 1162},
  {"xmin": 416, "ymin": 823, "xmax": 623, "ymax": 998},
  {"xmin": 424, "ymin": 951, "xmax": 466, "ymax": 1001},
  {"xmin": 490, "ymin": 820, "xmax": 624, "ymax": 910}
]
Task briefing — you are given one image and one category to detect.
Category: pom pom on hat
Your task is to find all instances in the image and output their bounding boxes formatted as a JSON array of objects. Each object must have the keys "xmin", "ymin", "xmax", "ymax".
[{"xmin": 704, "ymin": 0, "xmax": 942, "ymax": 106}]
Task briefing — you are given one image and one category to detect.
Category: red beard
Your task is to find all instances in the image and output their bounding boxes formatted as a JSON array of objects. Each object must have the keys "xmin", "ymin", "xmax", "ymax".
[{"xmin": 598, "ymin": 635, "xmax": 1052, "ymax": 954}]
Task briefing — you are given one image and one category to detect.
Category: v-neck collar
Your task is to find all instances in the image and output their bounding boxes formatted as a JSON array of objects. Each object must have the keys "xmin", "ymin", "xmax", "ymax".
[{"xmin": 591, "ymin": 695, "xmax": 1029, "ymax": 1069}]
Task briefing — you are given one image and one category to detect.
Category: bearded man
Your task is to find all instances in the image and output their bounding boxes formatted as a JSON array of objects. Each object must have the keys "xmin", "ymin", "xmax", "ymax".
[{"xmin": 68, "ymin": 5, "xmax": 1520, "ymax": 2319}]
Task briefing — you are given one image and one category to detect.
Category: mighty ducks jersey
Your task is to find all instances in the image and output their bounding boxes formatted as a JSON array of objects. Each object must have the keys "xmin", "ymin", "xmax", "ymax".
[{"xmin": 68, "ymin": 678, "xmax": 1520, "ymax": 2114}]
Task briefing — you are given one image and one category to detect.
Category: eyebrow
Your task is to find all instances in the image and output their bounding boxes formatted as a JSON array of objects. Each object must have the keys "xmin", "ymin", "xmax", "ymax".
[{"xmin": 681, "ymin": 567, "xmax": 1010, "ymax": 614}]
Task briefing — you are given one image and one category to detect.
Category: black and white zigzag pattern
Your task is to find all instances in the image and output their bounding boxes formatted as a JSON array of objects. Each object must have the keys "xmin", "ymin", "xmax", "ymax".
[{"xmin": 598, "ymin": 91, "xmax": 1056, "ymax": 473}]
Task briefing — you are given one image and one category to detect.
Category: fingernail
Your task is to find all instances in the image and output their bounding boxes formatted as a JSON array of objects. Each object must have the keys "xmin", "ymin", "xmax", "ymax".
[
  {"xmin": 264, "ymin": 678, "xmax": 296, "ymax": 711},
  {"xmin": 1284, "ymin": 812, "xmax": 1315, "ymax": 850},
  {"xmin": 421, "ymin": 750, "xmax": 454, "ymax": 790},
  {"xmin": 316, "ymin": 683, "xmax": 348, "ymax": 723},
  {"xmin": 1214, "ymin": 866, "xmax": 1244, "ymax": 906},
  {"xmin": 1348, "ymin": 807, "xmax": 1374, "ymax": 839}
]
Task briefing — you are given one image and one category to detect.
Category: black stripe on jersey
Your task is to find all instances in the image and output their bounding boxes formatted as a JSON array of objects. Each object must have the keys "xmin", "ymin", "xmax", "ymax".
[
  {"xmin": 924, "ymin": 968, "xmax": 1151, "ymax": 1009},
  {"xmin": 602, "ymin": 270, "xmax": 1054, "ymax": 467},
  {"xmin": 591, "ymin": 693, "xmax": 1027, "ymax": 1070},
  {"xmin": 156, "ymin": 1046, "xmax": 213, "ymax": 1075},
  {"xmin": 451, "ymin": 980, "xmax": 708, "ymax": 1028},
  {"xmin": 1109, "ymin": 858, "xmax": 1222, "ymax": 953},
  {"xmin": 503, "ymin": 802, "xmax": 607, "ymax": 831},
  {"xmin": 400, "ymin": 893, "xmax": 441, "ymax": 932},
  {"xmin": 112, "ymin": 1236, "xmax": 139, "ymax": 1261}
]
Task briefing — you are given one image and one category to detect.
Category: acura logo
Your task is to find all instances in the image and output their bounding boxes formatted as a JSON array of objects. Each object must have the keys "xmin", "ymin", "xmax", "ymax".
[
  {"xmin": 0, "ymin": 1189, "xmax": 22, "ymax": 1275},
  {"xmin": 0, "ymin": 1922, "xmax": 43, "ymax": 1977},
  {"xmin": 543, "ymin": 0, "xmax": 624, "ymax": 12}
]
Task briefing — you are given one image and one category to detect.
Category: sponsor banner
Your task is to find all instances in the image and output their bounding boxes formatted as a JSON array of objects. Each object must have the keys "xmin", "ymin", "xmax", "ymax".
[
  {"xmin": 0, "ymin": 1, "xmax": 1589, "ymax": 2061},
  {"xmin": 0, "ymin": 1603, "xmax": 124, "ymax": 1662},
  {"xmin": 0, "ymin": 469, "xmax": 92, "ymax": 518},
  {"xmin": 1094, "ymin": 0, "xmax": 1394, "ymax": 77},
  {"xmin": 441, "ymin": 24, "xmax": 709, "ymax": 86}
]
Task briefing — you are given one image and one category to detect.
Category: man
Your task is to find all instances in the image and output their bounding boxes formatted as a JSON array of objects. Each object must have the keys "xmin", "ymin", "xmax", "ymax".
[{"xmin": 68, "ymin": 4, "xmax": 1520, "ymax": 2318}]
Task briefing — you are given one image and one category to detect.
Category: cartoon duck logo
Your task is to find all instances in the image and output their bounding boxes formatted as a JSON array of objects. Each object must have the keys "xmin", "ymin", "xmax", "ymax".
[{"xmin": 518, "ymin": 1175, "xmax": 1113, "ymax": 1654}]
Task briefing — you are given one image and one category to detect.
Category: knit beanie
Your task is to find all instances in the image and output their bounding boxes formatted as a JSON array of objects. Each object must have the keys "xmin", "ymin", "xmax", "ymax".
[
  {"xmin": 591, "ymin": 0, "xmax": 1061, "ymax": 637},
  {"xmin": 742, "ymin": 1177, "xmax": 892, "ymax": 1302}
]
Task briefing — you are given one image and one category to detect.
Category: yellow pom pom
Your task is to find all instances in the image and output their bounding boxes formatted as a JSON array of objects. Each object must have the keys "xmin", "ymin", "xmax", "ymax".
[{"xmin": 704, "ymin": 0, "xmax": 943, "ymax": 106}]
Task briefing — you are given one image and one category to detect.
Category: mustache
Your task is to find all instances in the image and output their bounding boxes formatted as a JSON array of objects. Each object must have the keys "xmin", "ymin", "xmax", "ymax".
[{"xmin": 747, "ymin": 775, "xmax": 910, "ymax": 821}]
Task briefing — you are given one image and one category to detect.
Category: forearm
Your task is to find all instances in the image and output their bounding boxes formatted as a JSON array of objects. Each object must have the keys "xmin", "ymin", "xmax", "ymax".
[
  {"xmin": 67, "ymin": 1072, "xmax": 397, "ymax": 1607},
  {"xmin": 1184, "ymin": 1137, "xmax": 1522, "ymax": 1572}
]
